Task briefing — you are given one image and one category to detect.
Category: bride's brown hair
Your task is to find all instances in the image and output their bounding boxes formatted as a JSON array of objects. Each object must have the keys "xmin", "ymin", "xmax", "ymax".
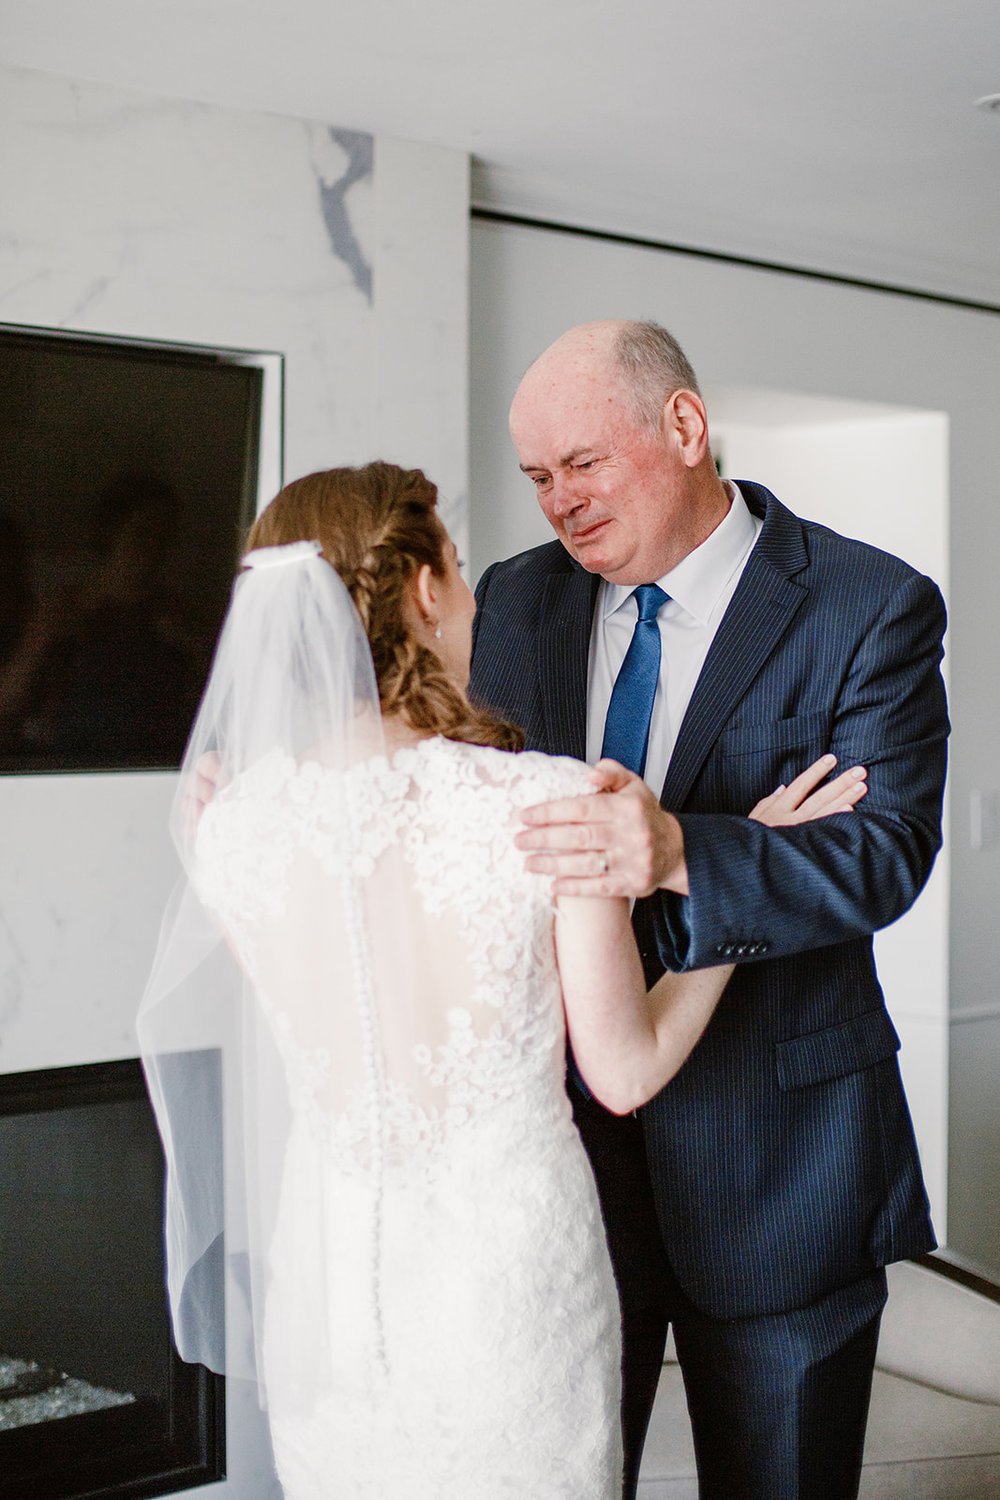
[{"xmin": 245, "ymin": 462, "xmax": 524, "ymax": 751}]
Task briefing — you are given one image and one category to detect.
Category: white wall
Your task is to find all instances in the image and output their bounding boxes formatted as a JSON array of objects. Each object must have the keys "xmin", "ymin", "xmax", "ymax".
[
  {"xmin": 0, "ymin": 59, "xmax": 470, "ymax": 1498},
  {"xmin": 469, "ymin": 216, "xmax": 1000, "ymax": 1276},
  {"xmin": 708, "ymin": 397, "xmax": 949, "ymax": 581}
]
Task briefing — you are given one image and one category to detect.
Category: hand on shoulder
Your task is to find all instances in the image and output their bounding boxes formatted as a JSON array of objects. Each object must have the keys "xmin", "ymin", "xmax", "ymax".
[
  {"xmin": 515, "ymin": 753, "xmax": 867, "ymax": 899},
  {"xmin": 516, "ymin": 759, "xmax": 688, "ymax": 898}
]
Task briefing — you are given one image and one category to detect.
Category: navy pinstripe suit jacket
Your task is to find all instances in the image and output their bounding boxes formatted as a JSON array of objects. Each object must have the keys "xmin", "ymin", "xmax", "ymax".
[{"xmin": 470, "ymin": 482, "xmax": 948, "ymax": 1320}]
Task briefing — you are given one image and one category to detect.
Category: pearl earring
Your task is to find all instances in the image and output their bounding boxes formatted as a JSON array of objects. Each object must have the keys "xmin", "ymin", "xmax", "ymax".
[{"xmin": 435, "ymin": 626, "xmax": 442, "ymax": 639}]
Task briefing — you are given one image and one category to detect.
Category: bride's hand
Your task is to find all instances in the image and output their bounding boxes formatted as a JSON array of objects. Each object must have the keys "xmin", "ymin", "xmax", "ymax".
[
  {"xmin": 749, "ymin": 754, "xmax": 867, "ymax": 826},
  {"xmin": 179, "ymin": 751, "xmax": 229, "ymax": 839}
]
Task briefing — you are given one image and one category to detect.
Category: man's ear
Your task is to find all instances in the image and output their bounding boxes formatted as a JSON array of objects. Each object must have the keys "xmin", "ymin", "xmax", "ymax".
[{"xmin": 663, "ymin": 389, "xmax": 710, "ymax": 469}]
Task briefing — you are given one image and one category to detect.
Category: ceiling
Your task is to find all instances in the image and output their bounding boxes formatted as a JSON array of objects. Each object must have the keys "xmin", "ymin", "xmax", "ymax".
[{"xmin": 2, "ymin": 0, "xmax": 998, "ymax": 305}]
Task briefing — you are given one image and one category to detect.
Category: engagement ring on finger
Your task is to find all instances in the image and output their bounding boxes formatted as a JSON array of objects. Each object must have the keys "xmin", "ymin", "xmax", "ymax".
[{"xmin": 598, "ymin": 854, "xmax": 609, "ymax": 875}]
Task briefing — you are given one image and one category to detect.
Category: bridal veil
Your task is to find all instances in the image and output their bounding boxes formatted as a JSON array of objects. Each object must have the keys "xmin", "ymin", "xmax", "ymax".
[{"xmin": 137, "ymin": 541, "xmax": 419, "ymax": 1405}]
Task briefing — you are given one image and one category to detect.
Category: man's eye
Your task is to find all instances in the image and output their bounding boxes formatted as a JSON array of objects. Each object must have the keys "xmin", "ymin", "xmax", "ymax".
[
  {"xmin": 575, "ymin": 460, "xmax": 595, "ymax": 470},
  {"xmin": 533, "ymin": 474, "xmax": 552, "ymax": 488}
]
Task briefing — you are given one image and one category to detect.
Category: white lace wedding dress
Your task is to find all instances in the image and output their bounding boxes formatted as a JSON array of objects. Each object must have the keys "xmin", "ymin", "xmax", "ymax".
[{"xmin": 194, "ymin": 734, "xmax": 623, "ymax": 1499}]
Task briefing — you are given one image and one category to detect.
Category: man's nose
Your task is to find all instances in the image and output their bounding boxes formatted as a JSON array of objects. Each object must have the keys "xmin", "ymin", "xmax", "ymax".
[{"xmin": 548, "ymin": 472, "xmax": 584, "ymax": 517}]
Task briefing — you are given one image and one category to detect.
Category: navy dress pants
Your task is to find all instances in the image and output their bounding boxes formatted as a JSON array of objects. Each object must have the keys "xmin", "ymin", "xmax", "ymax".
[{"xmin": 570, "ymin": 1087, "xmax": 887, "ymax": 1500}]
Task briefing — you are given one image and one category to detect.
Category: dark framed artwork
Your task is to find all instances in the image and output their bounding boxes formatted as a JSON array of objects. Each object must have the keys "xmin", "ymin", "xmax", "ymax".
[{"xmin": 0, "ymin": 323, "xmax": 269, "ymax": 775}]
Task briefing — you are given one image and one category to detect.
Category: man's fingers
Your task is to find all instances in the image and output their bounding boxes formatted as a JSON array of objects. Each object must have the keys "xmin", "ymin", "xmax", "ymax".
[
  {"xmin": 520, "ymin": 796, "xmax": 608, "ymax": 830},
  {"xmin": 587, "ymin": 758, "xmax": 641, "ymax": 793},
  {"xmin": 524, "ymin": 851, "xmax": 612, "ymax": 881},
  {"xmin": 518, "ymin": 770, "xmax": 684, "ymax": 896},
  {"xmin": 516, "ymin": 818, "xmax": 607, "ymax": 853}
]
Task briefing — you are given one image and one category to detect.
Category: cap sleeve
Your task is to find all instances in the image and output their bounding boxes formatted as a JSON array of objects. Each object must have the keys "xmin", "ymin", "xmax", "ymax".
[{"xmin": 504, "ymin": 751, "xmax": 596, "ymax": 812}]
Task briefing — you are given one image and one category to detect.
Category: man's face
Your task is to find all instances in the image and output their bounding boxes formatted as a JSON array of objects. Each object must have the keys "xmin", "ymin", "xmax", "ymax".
[{"xmin": 509, "ymin": 360, "xmax": 692, "ymax": 586}]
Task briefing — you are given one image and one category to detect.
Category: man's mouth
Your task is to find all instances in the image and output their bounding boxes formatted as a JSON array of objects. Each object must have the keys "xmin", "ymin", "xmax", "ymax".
[{"xmin": 567, "ymin": 518, "xmax": 609, "ymax": 545}]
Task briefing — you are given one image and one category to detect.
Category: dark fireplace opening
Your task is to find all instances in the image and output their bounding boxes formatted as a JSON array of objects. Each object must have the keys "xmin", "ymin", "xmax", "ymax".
[{"xmin": 0, "ymin": 1058, "xmax": 225, "ymax": 1500}]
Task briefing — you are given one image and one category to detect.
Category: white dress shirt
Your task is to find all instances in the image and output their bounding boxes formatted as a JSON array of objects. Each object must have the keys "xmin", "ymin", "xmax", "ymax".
[{"xmin": 586, "ymin": 483, "xmax": 763, "ymax": 796}]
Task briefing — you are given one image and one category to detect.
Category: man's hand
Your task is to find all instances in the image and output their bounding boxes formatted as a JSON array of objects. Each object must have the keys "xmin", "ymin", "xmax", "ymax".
[
  {"xmin": 516, "ymin": 753, "xmax": 868, "ymax": 899},
  {"xmin": 516, "ymin": 759, "xmax": 688, "ymax": 898}
]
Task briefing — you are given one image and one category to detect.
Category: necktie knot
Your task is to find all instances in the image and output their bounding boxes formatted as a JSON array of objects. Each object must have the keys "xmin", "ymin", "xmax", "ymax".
[{"xmin": 634, "ymin": 583, "xmax": 668, "ymax": 623}]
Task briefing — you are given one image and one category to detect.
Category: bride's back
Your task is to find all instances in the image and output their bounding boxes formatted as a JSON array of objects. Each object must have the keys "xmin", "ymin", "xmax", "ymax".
[{"xmin": 194, "ymin": 735, "xmax": 594, "ymax": 1169}]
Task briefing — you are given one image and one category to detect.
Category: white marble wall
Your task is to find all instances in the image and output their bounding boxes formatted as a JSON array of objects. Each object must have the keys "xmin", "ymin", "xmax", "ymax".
[
  {"xmin": 0, "ymin": 63, "xmax": 469, "ymax": 493},
  {"xmin": 0, "ymin": 58, "xmax": 469, "ymax": 1072},
  {"xmin": 0, "ymin": 59, "xmax": 469, "ymax": 1498}
]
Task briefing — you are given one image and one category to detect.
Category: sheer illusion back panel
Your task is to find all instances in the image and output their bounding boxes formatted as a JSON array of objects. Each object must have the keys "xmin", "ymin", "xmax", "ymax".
[{"xmin": 195, "ymin": 741, "xmax": 555, "ymax": 1142}]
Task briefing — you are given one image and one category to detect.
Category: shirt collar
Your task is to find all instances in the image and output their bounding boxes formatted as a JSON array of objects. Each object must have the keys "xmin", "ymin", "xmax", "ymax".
[{"xmin": 601, "ymin": 482, "xmax": 759, "ymax": 627}]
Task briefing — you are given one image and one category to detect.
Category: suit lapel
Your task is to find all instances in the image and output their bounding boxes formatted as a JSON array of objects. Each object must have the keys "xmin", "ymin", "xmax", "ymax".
[
  {"xmin": 660, "ymin": 487, "xmax": 809, "ymax": 810},
  {"xmin": 537, "ymin": 566, "xmax": 599, "ymax": 759}
]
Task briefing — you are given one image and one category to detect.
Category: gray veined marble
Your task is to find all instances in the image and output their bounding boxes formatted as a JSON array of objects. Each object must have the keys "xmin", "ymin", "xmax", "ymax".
[
  {"xmin": 63, "ymin": 271, "xmax": 116, "ymax": 326},
  {"xmin": 0, "ymin": 908, "xmax": 26, "ymax": 1037},
  {"xmin": 313, "ymin": 126, "xmax": 373, "ymax": 303}
]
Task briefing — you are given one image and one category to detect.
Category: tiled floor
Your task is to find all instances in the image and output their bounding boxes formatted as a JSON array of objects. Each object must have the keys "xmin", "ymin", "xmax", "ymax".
[{"xmin": 637, "ymin": 1260, "xmax": 1000, "ymax": 1499}]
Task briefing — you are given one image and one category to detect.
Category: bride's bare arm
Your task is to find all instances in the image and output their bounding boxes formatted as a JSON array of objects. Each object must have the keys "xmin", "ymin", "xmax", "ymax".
[
  {"xmin": 555, "ymin": 756, "xmax": 868, "ymax": 1114},
  {"xmin": 555, "ymin": 894, "xmax": 727, "ymax": 1114}
]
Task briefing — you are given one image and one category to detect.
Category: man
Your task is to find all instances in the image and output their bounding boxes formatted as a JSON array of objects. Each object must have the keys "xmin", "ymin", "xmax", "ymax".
[{"xmin": 469, "ymin": 319, "xmax": 948, "ymax": 1499}]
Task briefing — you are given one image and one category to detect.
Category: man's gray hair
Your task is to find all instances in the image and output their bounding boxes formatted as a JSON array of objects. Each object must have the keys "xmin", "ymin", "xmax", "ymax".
[{"xmin": 611, "ymin": 321, "xmax": 701, "ymax": 429}]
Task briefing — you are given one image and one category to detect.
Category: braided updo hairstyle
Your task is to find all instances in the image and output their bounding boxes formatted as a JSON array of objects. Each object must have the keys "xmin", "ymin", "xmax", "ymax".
[{"xmin": 244, "ymin": 462, "xmax": 524, "ymax": 751}]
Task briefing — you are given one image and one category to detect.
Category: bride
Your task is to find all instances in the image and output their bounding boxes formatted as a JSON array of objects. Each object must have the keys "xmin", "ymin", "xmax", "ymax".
[{"xmin": 139, "ymin": 461, "xmax": 867, "ymax": 1499}]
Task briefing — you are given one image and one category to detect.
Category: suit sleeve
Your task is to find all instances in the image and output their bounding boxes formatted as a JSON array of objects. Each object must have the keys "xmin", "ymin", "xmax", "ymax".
[{"xmin": 651, "ymin": 572, "xmax": 948, "ymax": 972}]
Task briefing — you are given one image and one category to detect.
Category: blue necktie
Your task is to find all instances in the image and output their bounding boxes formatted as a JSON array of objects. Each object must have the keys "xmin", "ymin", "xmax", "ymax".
[{"xmin": 600, "ymin": 584, "xmax": 668, "ymax": 777}]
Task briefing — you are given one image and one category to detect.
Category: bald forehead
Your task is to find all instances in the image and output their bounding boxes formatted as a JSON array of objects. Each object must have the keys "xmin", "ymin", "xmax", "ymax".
[
  {"xmin": 528, "ymin": 322, "xmax": 619, "ymax": 378},
  {"xmin": 511, "ymin": 334, "xmax": 629, "ymax": 426}
]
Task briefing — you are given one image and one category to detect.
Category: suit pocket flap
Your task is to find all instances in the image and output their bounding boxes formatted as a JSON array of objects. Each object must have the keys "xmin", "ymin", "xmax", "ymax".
[
  {"xmin": 719, "ymin": 710, "xmax": 830, "ymax": 756},
  {"xmin": 775, "ymin": 1007, "xmax": 900, "ymax": 1091}
]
